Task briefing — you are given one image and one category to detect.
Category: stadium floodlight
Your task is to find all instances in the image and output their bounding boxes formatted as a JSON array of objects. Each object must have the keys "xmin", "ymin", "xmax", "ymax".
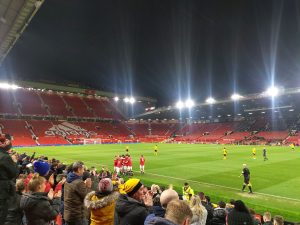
[
  {"xmin": 114, "ymin": 97, "xmax": 119, "ymax": 102},
  {"xmin": 176, "ymin": 101, "xmax": 184, "ymax": 109},
  {"xmin": 266, "ymin": 86, "xmax": 279, "ymax": 97},
  {"xmin": 289, "ymin": 109, "xmax": 294, "ymax": 112},
  {"xmin": 129, "ymin": 97, "xmax": 135, "ymax": 104},
  {"xmin": 231, "ymin": 93, "xmax": 243, "ymax": 101},
  {"xmin": 123, "ymin": 97, "xmax": 129, "ymax": 103},
  {"xmin": 0, "ymin": 82, "xmax": 20, "ymax": 90},
  {"xmin": 206, "ymin": 97, "xmax": 216, "ymax": 104},
  {"xmin": 185, "ymin": 99, "xmax": 195, "ymax": 108}
]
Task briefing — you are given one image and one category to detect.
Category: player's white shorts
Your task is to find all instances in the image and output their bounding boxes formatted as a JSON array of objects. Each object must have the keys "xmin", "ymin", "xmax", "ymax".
[
  {"xmin": 123, "ymin": 166, "xmax": 128, "ymax": 171},
  {"xmin": 128, "ymin": 166, "xmax": 132, "ymax": 171},
  {"xmin": 116, "ymin": 167, "xmax": 120, "ymax": 174},
  {"xmin": 140, "ymin": 165, "xmax": 144, "ymax": 171}
]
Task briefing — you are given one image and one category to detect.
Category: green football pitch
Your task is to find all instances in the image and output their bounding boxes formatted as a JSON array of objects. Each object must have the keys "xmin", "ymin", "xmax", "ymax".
[{"xmin": 16, "ymin": 143, "xmax": 300, "ymax": 222}]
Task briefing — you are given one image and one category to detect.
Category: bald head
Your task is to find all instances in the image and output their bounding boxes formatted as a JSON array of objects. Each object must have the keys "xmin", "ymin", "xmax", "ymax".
[{"xmin": 160, "ymin": 188, "xmax": 179, "ymax": 208}]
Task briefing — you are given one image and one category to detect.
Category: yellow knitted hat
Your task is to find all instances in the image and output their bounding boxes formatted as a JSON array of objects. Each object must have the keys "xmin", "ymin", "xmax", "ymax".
[{"xmin": 121, "ymin": 178, "xmax": 143, "ymax": 196}]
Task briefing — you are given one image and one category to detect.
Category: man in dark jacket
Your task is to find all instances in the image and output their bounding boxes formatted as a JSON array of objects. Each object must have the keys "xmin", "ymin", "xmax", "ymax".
[
  {"xmin": 114, "ymin": 178, "xmax": 153, "ymax": 225},
  {"xmin": 64, "ymin": 161, "xmax": 92, "ymax": 225},
  {"xmin": 0, "ymin": 134, "xmax": 18, "ymax": 225},
  {"xmin": 20, "ymin": 191, "xmax": 60, "ymax": 225},
  {"xmin": 211, "ymin": 201, "xmax": 227, "ymax": 225},
  {"xmin": 145, "ymin": 200, "xmax": 193, "ymax": 225},
  {"xmin": 4, "ymin": 179, "xmax": 25, "ymax": 225}
]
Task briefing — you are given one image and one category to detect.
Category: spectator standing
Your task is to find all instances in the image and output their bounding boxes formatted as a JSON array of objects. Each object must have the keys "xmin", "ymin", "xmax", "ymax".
[
  {"xmin": 0, "ymin": 134, "xmax": 18, "ymax": 225},
  {"xmin": 4, "ymin": 179, "xmax": 25, "ymax": 225},
  {"xmin": 211, "ymin": 201, "xmax": 226, "ymax": 225},
  {"xmin": 262, "ymin": 212, "xmax": 272, "ymax": 225},
  {"xmin": 144, "ymin": 187, "xmax": 179, "ymax": 224},
  {"xmin": 273, "ymin": 216, "xmax": 284, "ymax": 225},
  {"xmin": 145, "ymin": 199, "xmax": 193, "ymax": 225},
  {"xmin": 227, "ymin": 200, "xmax": 254, "ymax": 225},
  {"xmin": 84, "ymin": 178, "xmax": 119, "ymax": 225},
  {"xmin": 64, "ymin": 161, "xmax": 92, "ymax": 225},
  {"xmin": 114, "ymin": 178, "xmax": 153, "ymax": 225},
  {"xmin": 20, "ymin": 173, "xmax": 61, "ymax": 225},
  {"xmin": 189, "ymin": 195, "xmax": 207, "ymax": 225}
]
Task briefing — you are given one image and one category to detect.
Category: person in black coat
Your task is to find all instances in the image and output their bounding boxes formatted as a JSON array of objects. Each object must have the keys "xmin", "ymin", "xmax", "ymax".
[
  {"xmin": 211, "ymin": 201, "xmax": 227, "ymax": 225},
  {"xmin": 0, "ymin": 134, "xmax": 18, "ymax": 225},
  {"xmin": 20, "ymin": 173, "xmax": 61, "ymax": 225},
  {"xmin": 4, "ymin": 179, "xmax": 25, "ymax": 225},
  {"xmin": 114, "ymin": 179, "xmax": 153, "ymax": 225},
  {"xmin": 227, "ymin": 200, "xmax": 254, "ymax": 225}
]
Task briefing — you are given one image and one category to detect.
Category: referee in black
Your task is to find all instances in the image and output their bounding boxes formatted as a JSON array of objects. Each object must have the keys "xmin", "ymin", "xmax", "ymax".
[{"xmin": 239, "ymin": 164, "xmax": 253, "ymax": 194}]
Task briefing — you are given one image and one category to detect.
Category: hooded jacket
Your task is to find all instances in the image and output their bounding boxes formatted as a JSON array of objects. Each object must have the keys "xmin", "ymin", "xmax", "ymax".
[
  {"xmin": 84, "ymin": 191, "xmax": 119, "ymax": 225},
  {"xmin": 20, "ymin": 192, "xmax": 60, "ymax": 225},
  {"xmin": 114, "ymin": 194, "xmax": 152, "ymax": 225},
  {"xmin": 64, "ymin": 172, "xmax": 90, "ymax": 222}
]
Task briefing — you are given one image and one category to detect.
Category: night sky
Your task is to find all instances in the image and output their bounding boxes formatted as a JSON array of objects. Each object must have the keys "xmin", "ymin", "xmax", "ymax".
[{"xmin": 1, "ymin": 0, "xmax": 300, "ymax": 106}]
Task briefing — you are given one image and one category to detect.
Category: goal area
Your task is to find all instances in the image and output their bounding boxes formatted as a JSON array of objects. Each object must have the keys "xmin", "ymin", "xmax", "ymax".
[{"xmin": 82, "ymin": 138, "xmax": 102, "ymax": 145}]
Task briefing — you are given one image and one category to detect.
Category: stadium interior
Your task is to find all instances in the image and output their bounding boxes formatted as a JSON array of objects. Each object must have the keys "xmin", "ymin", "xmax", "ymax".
[{"xmin": 0, "ymin": 81, "xmax": 299, "ymax": 147}]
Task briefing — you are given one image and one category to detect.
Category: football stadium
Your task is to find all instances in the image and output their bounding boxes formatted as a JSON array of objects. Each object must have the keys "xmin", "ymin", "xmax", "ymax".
[{"xmin": 0, "ymin": 1, "xmax": 300, "ymax": 225}]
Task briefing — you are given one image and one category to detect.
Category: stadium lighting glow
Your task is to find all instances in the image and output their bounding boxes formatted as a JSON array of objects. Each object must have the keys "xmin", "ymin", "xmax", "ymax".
[
  {"xmin": 123, "ymin": 97, "xmax": 129, "ymax": 103},
  {"xmin": 185, "ymin": 99, "xmax": 195, "ymax": 108},
  {"xmin": 0, "ymin": 82, "xmax": 21, "ymax": 90},
  {"xmin": 237, "ymin": 113, "xmax": 242, "ymax": 116},
  {"xmin": 114, "ymin": 97, "xmax": 119, "ymax": 102},
  {"xmin": 176, "ymin": 101, "xmax": 184, "ymax": 109},
  {"xmin": 231, "ymin": 93, "xmax": 243, "ymax": 100},
  {"xmin": 289, "ymin": 109, "xmax": 294, "ymax": 112},
  {"xmin": 261, "ymin": 111, "xmax": 266, "ymax": 114},
  {"xmin": 266, "ymin": 86, "xmax": 279, "ymax": 97},
  {"xmin": 129, "ymin": 97, "xmax": 135, "ymax": 104},
  {"xmin": 206, "ymin": 97, "xmax": 216, "ymax": 104},
  {"xmin": 248, "ymin": 112, "xmax": 253, "ymax": 115}
]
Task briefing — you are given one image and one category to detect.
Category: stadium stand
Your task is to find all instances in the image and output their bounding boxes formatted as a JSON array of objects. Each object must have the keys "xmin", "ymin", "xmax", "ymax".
[
  {"xmin": 62, "ymin": 95, "xmax": 94, "ymax": 117},
  {"xmin": 0, "ymin": 89, "xmax": 18, "ymax": 115},
  {"xmin": 14, "ymin": 89, "xmax": 48, "ymax": 115},
  {"xmin": 39, "ymin": 92, "xmax": 74, "ymax": 117}
]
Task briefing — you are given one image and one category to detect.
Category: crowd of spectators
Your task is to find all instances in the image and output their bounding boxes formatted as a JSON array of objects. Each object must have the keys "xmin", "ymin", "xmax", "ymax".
[{"xmin": 0, "ymin": 133, "xmax": 295, "ymax": 225}]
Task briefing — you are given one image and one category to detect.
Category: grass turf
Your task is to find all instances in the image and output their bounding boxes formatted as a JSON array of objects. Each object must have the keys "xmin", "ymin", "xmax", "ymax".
[{"xmin": 16, "ymin": 143, "xmax": 300, "ymax": 222}]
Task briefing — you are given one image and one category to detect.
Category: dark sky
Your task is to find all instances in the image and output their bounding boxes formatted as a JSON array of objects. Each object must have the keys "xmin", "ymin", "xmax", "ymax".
[{"xmin": 1, "ymin": 0, "xmax": 300, "ymax": 106}]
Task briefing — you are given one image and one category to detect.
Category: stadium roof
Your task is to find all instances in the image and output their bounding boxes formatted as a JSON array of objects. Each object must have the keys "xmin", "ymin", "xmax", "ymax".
[
  {"xmin": 135, "ymin": 87, "xmax": 300, "ymax": 121},
  {"xmin": 0, "ymin": 0, "xmax": 44, "ymax": 64},
  {"xmin": 1, "ymin": 1, "xmax": 300, "ymax": 106}
]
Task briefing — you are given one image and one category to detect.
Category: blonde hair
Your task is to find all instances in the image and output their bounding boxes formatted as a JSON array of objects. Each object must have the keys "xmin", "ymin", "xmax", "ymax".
[
  {"xmin": 190, "ymin": 195, "xmax": 205, "ymax": 217},
  {"xmin": 28, "ymin": 173, "xmax": 45, "ymax": 192},
  {"xmin": 165, "ymin": 200, "xmax": 193, "ymax": 225},
  {"xmin": 273, "ymin": 215, "xmax": 284, "ymax": 225}
]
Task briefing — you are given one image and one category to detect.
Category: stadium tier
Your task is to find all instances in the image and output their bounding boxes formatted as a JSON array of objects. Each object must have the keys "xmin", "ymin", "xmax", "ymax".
[
  {"xmin": 0, "ymin": 89, "xmax": 18, "ymax": 115},
  {"xmin": 0, "ymin": 88, "xmax": 299, "ymax": 146}
]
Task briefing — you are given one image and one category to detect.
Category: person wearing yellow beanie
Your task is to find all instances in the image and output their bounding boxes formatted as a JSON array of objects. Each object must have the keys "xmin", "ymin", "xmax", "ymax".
[{"xmin": 114, "ymin": 178, "xmax": 153, "ymax": 225}]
